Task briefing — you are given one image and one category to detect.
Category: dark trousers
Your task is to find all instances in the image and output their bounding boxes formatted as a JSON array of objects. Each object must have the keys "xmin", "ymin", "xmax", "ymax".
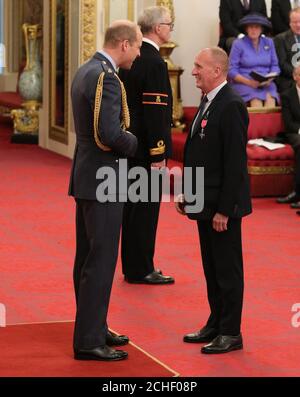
[
  {"xmin": 121, "ymin": 159, "xmax": 162, "ymax": 279},
  {"xmin": 73, "ymin": 198, "xmax": 124, "ymax": 350},
  {"xmin": 285, "ymin": 134, "xmax": 300, "ymax": 195},
  {"xmin": 197, "ymin": 218, "xmax": 244, "ymax": 335}
]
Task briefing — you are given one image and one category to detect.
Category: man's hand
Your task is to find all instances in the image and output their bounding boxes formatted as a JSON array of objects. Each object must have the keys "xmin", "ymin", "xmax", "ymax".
[
  {"xmin": 175, "ymin": 194, "xmax": 186, "ymax": 215},
  {"xmin": 212, "ymin": 213, "xmax": 229, "ymax": 232},
  {"xmin": 151, "ymin": 159, "xmax": 166, "ymax": 169}
]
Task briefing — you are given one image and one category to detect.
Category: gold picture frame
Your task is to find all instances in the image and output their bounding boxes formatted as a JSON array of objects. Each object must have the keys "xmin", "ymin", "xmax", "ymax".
[
  {"xmin": 104, "ymin": 0, "xmax": 135, "ymax": 30},
  {"xmin": 49, "ymin": 0, "xmax": 69, "ymax": 144}
]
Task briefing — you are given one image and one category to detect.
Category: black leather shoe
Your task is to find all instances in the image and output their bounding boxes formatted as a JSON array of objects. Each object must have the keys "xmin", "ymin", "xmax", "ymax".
[
  {"xmin": 277, "ymin": 192, "xmax": 300, "ymax": 204},
  {"xmin": 106, "ymin": 331, "xmax": 129, "ymax": 346},
  {"xmin": 74, "ymin": 345, "xmax": 128, "ymax": 361},
  {"xmin": 290, "ymin": 201, "xmax": 300, "ymax": 209},
  {"xmin": 201, "ymin": 334, "xmax": 243, "ymax": 354},
  {"xmin": 125, "ymin": 270, "xmax": 175, "ymax": 285},
  {"xmin": 183, "ymin": 327, "xmax": 219, "ymax": 343}
]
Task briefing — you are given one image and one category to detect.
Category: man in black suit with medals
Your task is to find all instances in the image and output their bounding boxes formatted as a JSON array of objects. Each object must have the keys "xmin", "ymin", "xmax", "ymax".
[
  {"xmin": 274, "ymin": 7, "xmax": 300, "ymax": 93},
  {"xmin": 219, "ymin": 0, "xmax": 267, "ymax": 52},
  {"xmin": 176, "ymin": 47, "xmax": 252, "ymax": 354},
  {"xmin": 69, "ymin": 21, "xmax": 142, "ymax": 361},
  {"xmin": 277, "ymin": 65, "xmax": 300, "ymax": 211},
  {"xmin": 119, "ymin": 6, "xmax": 174, "ymax": 285}
]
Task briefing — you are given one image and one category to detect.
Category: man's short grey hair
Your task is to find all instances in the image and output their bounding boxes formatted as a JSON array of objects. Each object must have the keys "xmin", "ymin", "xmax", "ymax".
[
  {"xmin": 290, "ymin": 6, "xmax": 300, "ymax": 18},
  {"xmin": 138, "ymin": 6, "xmax": 170, "ymax": 35},
  {"xmin": 208, "ymin": 47, "xmax": 229, "ymax": 75}
]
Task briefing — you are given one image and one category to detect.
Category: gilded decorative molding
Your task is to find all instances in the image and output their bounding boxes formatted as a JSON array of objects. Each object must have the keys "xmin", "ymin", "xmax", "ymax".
[
  {"xmin": 157, "ymin": 0, "xmax": 185, "ymax": 130},
  {"xmin": 81, "ymin": 0, "xmax": 97, "ymax": 63},
  {"xmin": 11, "ymin": 108, "xmax": 39, "ymax": 134},
  {"xmin": 156, "ymin": 0, "xmax": 175, "ymax": 22},
  {"xmin": 248, "ymin": 166, "xmax": 295, "ymax": 175},
  {"xmin": 104, "ymin": 0, "xmax": 135, "ymax": 31},
  {"xmin": 247, "ymin": 106, "xmax": 282, "ymax": 114},
  {"xmin": 49, "ymin": 0, "xmax": 69, "ymax": 144}
]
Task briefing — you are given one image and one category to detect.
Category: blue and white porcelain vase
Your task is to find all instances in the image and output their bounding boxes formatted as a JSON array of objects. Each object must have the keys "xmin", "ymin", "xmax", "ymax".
[{"xmin": 18, "ymin": 23, "xmax": 42, "ymax": 106}]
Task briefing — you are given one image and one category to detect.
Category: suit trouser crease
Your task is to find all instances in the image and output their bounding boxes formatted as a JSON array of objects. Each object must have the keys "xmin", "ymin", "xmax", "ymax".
[
  {"xmin": 73, "ymin": 199, "xmax": 123, "ymax": 349},
  {"xmin": 121, "ymin": 159, "xmax": 162, "ymax": 279},
  {"xmin": 197, "ymin": 218, "xmax": 244, "ymax": 335}
]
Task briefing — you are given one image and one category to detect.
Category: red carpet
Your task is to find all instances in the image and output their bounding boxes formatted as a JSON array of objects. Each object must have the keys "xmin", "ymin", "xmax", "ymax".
[
  {"xmin": 0, "ymin": 322, "xmax": 176, "ymax": 377},
  {"xmin": 0, "ymin": 124, "xmax": 300, "ymax": 377}
]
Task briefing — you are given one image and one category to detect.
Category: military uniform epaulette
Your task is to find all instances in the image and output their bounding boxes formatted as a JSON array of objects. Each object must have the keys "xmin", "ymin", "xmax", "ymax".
[
  {"xmin": 93, "ymin": 61, "xmax": 130, "ymax": 152},
  {"xmin": 100, "ymin": 60, "xmax": 114, "ymax": 75}
]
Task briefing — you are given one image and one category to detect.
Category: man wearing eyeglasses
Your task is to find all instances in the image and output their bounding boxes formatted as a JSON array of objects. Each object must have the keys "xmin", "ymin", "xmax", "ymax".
[{"xmin": 119, "ymin": 6, "xmax": 175, "ymax": 285}]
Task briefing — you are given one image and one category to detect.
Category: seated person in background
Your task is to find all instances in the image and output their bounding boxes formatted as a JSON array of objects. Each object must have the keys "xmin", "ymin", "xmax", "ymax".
[
  {"xmin": 271, "ymin": 0, "xmax": 295, "ymax": 36},
  {"xmin": 274, "ymin": 7, "xmax": 300, "ymax": 93},
  {"xmin": 277, "ymin": 65, "xmax": 300, "ymax": 210},
  {"xmin": 219, "ymin": 0, "xmax": 267, "ymax": 52},
  {"xmin": 228, "ymin": 13, "xmax": 280, "ymax": 107}
]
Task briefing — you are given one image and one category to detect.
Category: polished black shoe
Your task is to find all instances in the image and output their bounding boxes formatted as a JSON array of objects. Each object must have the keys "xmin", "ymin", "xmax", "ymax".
[
  {"xmin": 183, "ymin": 327, "xmax": 219, "ymax": 343},
  {"xmin": 201, "ymin": 334, "xmax": 243, "ymax": 354},
  {"xmin": 290, "ymin": 201, "xmax": 300, "ymax": 209},
  {"xmin": 74, "ymin": 345, "xmax": 128, "ymax": 361},
  {"xmin": 125, "ymin": 270, "xmax": 175, "ymax": 285},
  {"xmin": 106, "ymin": 331, "xmax": 129, "ymax": 346},
  {"xmin": 277, "ymin": 191, "xmax": 300, "ymax": 204}
]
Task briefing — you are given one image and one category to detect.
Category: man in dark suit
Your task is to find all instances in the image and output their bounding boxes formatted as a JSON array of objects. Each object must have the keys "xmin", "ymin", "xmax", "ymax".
[
  {"xmin": 277, "ymin": 65, "xmax": 300, "ymax": 211},
  {"xmin": 219, "ymin": 0, "xmax": 267, "ymax": 51},
  {"xmin": 274, "ymin": 7, "xmax": 300, "ymax": 93},
  {"xmin": 69, "ymin": 21, "xmax": 142, "ymax": 361},
  {"xmin": 119, "ymin": 6, "xmax": 174, "ymax": 285},
  {"xmin": 176, "ymin": 47, "xmax": 252, "ymax": 354},
  {"xmin": 271, "ymin": 0, "xmax": 293, "ymax": 35}
]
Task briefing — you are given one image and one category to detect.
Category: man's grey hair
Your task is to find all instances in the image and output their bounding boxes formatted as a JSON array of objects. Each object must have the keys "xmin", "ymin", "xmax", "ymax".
[
  {"xmin": 207, "ymin": 47, "xmax": 229, "ymax": 75},
  {"xmin": 138, "ymin": 6, "xmax": 170, "ymax": 35},
  {"xmin": 290, "ymin": 6, "xmax": 300, "ymax": 18}
]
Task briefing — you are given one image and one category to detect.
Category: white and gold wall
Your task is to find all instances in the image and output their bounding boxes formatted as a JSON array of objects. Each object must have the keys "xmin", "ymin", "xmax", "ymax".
[{"xmin": 0, "ymin": 0, "xmax": 272, "ymax": 158}]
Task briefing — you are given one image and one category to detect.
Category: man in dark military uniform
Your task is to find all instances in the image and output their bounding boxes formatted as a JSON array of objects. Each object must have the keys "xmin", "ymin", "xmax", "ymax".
[
  {"xmin": 119, "ymin": 6, "xmax": 175, "ymax": 285},
  {"xmin": 69, "ymin": 21, "xmax": 142, "ymax": 361}
]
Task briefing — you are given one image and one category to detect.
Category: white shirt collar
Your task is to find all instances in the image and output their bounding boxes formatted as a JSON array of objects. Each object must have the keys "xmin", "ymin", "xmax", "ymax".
[
  {"xmin": 206, "ymin": 80, "xmax": 228, "ymax": 103},
  {"xmin": 142, "ymin": 38, "xmax": 160, "ymax": 52},
  {"xmin": 98, "ymin": 50, "xmax": 117, "ymax": 71}
]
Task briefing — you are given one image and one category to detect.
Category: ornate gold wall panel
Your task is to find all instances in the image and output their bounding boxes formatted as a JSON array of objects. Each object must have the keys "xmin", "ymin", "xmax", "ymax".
[
  {"xmin": 49, "ymin": 0, "xmax": 69, "ymax": 144},
  {"xmin": 81, "ymin": 0, "xmax": 97, "ymax": 63},
  {"xmin": 104, "ymin": 0, "xmax": 135, "ymax": 30}
]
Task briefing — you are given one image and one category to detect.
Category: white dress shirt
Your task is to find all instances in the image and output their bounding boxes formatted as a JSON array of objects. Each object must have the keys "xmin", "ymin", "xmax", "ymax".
[
  {"xmin": 191, "ymin": 81, "xmax": 228, "ymax": 134},
  {"xmin": 142, "ymin": 38, "xmax": 160, "ymax": 52}
]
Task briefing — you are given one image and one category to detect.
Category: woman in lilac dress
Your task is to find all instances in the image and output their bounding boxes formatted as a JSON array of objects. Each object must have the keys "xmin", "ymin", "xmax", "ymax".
[{"xmin": 228, "ymin": 13, "xmax": 280, "ymax": 107}]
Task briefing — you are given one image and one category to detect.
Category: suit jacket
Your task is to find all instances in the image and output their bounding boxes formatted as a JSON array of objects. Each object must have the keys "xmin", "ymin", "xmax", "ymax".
[
  {"xmin": 281, "ymin": 85, "xmax": 300, "ymax": 135},
  {"xmin": 119, "ymin": 42, "xmax": 172, "ymax": 163},
  {"xmin": 271, "ymin": 0, "xmax": 291, "ymax": 35},
  {"xmin": 184, "ymin": 84, "xmax": 252, "ymax": 220},
  {"xmin": 274, "ymin": 30, "xmax": 297, "ymax": 92},
  {"xmin": 69, "ymin": 52, "xmax": 137, "ymax": 200},
  {"xmin": 219, "ymin": 0, "xmax": 267, "ymax": 39}
]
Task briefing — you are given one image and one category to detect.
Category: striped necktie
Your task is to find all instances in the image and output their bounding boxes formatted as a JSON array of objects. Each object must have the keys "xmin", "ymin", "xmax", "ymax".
[
  {"xmin": 243, "ymin": 0, "xmax": 250, "ymax": 11},
  {"xmin": 191, "ymin": 95, "xmax": 208, "ymax": 138}
]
